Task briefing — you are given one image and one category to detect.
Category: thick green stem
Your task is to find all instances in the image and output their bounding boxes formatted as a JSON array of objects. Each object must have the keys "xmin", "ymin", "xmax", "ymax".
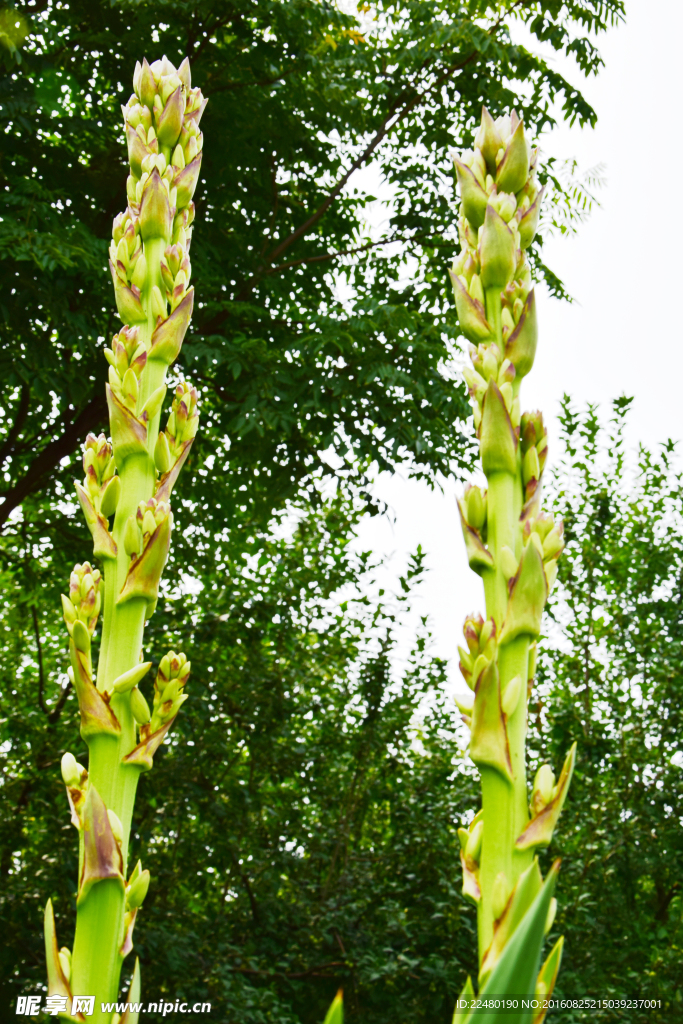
[
  {"xmin": 476, "ymin": 287, "xmax": 531, "ymax": 961},
  {"xmin": 70, "ymin": 236, "xmax": 168, "ymax": 1016}
]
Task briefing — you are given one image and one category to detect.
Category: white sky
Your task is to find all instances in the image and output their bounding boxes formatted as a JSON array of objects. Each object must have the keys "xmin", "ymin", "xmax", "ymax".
[{"xmin": 354, "ymin": 1, "xmax": 683, "ymax": 692}]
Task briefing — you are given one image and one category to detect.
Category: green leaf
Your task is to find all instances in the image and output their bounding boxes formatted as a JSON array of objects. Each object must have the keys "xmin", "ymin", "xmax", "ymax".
[
  {"xmin": 469, "ymin": 862, "xmax": 559, "ymax": 1023},
  {"xmin": 322, "ymin": 989, "xmax": 343, "ymax": 1024}
]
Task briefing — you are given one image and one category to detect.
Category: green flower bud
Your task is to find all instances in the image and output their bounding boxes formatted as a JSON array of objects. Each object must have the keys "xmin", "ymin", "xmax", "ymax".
[
  {"xmin": 472, "ymin": 653, "xmax": 490, "ymax": 686},
  {"xmin": 121, "ymin": 367, "xmax": 139, "ymax": 411},
  {"xmin": 533, "ymin": 764, "xmax": 556, "ymax": 807},
  {"xmin": 151, "ymin": 285, "xmax": 167, "ymax": 320},
  {"xmin": 100, "ymin": 475, "xmax": 122, "ymax": 519},
  {"xmin": 464, "ymin": 614, "xmax": 484, "ymax": 651},
  {"xmin": 465, "ymin": 485, "xmax": 486, "ymax": 531},
  {"xmin": 499, "ymin": 545, "xmax": 518, "ymax": 582},
  {"xmin": 479, "ymin": 204, "xmax": 516, "ymax": 290},
  {"xmin": 107, "ymin": 809, "xmax": 124, "ymax": 844},
  {"xmin": 112, "ymin": 662, "xmax": 153, "ymax": 695},
  {"xmin": 466, "ymin": 818, "xmax": 484, "ymax": 862},
  {"xmin": 501, "ymin": 674, "xmax": 523, "ymax": 717},
  {"xmin": 496, "ymin": 118, "xmax": 531, "ymax": 194},
  {"xmin": 154, "ymin": 431, "xmax": 172, "ymax": 474},
  {"xmin": 480, "ymin": 617, "xmax": 495, "ymax": 649},
  {"xmin": 139, "ymin": 169, "xmax": 173, "ymax": 242},
  {"xmin": 124, "ymin": 515, "xmax": 141, "ymax": 558},
  {"xmin": 141, "ymin": 385, "xmax": 167, "ymax": 425},
  {"xmin": 156, "ymin": 85, "xmax": 184, "ymax": 147},
  {"xmin": 518, "ymin": 186, "xmax": 545, "ymax": 249},
  {"xmin": 455, "ymin": 158, "xmax": 489, "ymax": 230},
  {"xmin": 126, "ymin": 868, "xmax": 151, "ymax": 910},
  {"xmin": 505, "ymin": 290, "xmax": 538, "ymax": 379},
  {"xmin": 61, "ymin": 752, "xmax": 84, "ymax": 788},
  {"xmin": 458, "ymin": 644, "xmax": 474, "ymax": 673},
  {"xmin": 58, "ymin": 948, "xmax": 72, "ymax": 983},
  {"xmin": 71, "ymin": 619, "xmax": 91, "ymax": 654},
  {"xmin": 543, "ymin": 525, "xmax": 565, "ymax": 561},
  {"xmin": 130, "ymin": 251, "xmax": 147, "ymax": 290},
  {"xmin": 523, "ymin": 446, "xmax": 540, "ymax": 487},
  {"xmin": 474, "ymin": 106, "xmax": 504, "ymax": 172},
  {"xmin": 492, "ymin": 872, "xmax": 511, "ymax": 920},
  {"xmin": 61, "ymin": 594, "xmax": 77, "ymax": 625},
  {"xmin": 137, "ymin": 57, "xmax": 156, "ymax": 107},
  {"xmin": 130, "ymin": 686, "xmax": 151, "ymax": 726},
  {"xmin": 479, "ymin": 379, "xmax": 518, "ymax": 475},
  {"xmin": 173, "ymin": 154, "xmax": 202, "ymax": 210}
]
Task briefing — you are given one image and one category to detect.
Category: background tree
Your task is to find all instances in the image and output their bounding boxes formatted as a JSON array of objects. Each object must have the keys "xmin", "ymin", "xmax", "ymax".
[{"xmin": 533, "ymin": 398, "xmax": 683, "ymax": 1023}]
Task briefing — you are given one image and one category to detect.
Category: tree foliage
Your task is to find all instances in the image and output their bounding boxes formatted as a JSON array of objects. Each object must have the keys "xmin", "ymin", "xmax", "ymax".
[{"xmin": 533, "ymin": 398, "xmax": 683, "ymax": 1022}]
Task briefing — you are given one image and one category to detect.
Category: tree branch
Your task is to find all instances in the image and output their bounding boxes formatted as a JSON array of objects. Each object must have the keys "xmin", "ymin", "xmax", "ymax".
[
  {"xmin": 265, "ymin": 231, "xmax": 437, "ymax": 276},
  {"xmin": 32, "ymin": 604, "xmax": 48, "ymax": 717}
]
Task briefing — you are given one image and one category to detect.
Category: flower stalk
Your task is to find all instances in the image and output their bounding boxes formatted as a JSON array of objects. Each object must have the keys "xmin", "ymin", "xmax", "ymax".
[
  {"xmin": 45, "ymin": 56, "xmax": 206, "ymax": 1022},
  {"xmin": 451, "ymin": 110, "xmax": 576, "ymax": 1013}
]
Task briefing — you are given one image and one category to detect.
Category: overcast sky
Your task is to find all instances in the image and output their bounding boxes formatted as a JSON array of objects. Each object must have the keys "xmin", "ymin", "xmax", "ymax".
[{"xmin": 354, "ymin": 1, "xmax": 681, "ymax": 693}]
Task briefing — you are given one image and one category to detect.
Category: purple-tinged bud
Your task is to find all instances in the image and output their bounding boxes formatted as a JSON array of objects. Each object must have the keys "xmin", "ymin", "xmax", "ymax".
[
  {"xmin": 139, "ymin": 169, "xmax": 173, "ymax": 242},
  {"xmin": 498, "ymin": 539, "xmax": 547, "ymax": 645},
  {"xmin": 479, "ymin": 379, "xmax": 518, "ymax": 475},
  {"xmin": 496, "ymin": 118, "xmax": 530, "ymax": 194},
  {"xmin": 449, "ymin": 270, "xmax": 493, "ymax": 344},
  {"xmin": 518, "ymin": 186, "xmax": 545, "ymax": 249},
  {"xmin": 149, "ymin": 288, "xmax": 194, "ymax": 365},
  {"xmin": 133, "ymin": 61, "xmax": 143, "ymax": 99},
  {"xmin": 156, "ymin": 85, "xmax": 184, "ymax": 147},
  {"xmin": 160, "ymin": 259, "xmax": 175, "ymax": 293},
  {"xmin": 475, "ymin": 106, "xmax": 504, "ymax": 172},
  {"xmin": 504, "ymin": 287, "xmax": 538, "ymax": 379},
  {"xmin": 139, "ymin": 57, "xmax": 156, "ymax": 108},
  {"xmin": 185, "ymin": 88, "xmax": 208, "ymax": 125},
  {"xmin": 173, "ymin": 153, "xmax": 202, "ymax": 209},
  {"xmin": 178, "ymin": 57, "xmax": 191, "ymax": 89},
  {"xmin": 464, "ymin": 613, "xmax": 484, "ymax": 651}
]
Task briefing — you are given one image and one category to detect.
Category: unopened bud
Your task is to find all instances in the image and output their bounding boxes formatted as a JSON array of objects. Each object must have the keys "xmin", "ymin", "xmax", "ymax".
[
  {"xmin": 465, "ymin": 486, "xmax": 486, "ymax": 531},
  {"xmin": 492, "ymin": 872, "xmax": 511, "ymax": 920},
  {"xmin": 154, "ymin": 431, "xmax": 172, "ymax": 474},
  {"xmin": 124, "ymin": 516, "xmax": 141, "ymax": 557},
  {"xmin": 472, "ymin": 653, "xmax": 489, "ymax": 686},
  {"xmin": 501, "ymin": 674, "xmax": 523, "ymax": 716},
  {"xmin": 127, "ymin": 867, "xmax": 151, "ymax": 909},
  {"xmin": 61, "ymin": 752, "xmax": 84, "ymax": 788},
  {"xmin": 499, "ymin": 545, "xmax": 518, "ymax": 582},
  {"xmin": 107, "ymin": 809, "xmax": 124, "ymax": 844},
  {"xmin": 130, "ymin": 686, "xmax": 151, "ymax": 725},
  {"xmin": 534, "ymin": 764, "xmax": 556, "ymax": 806},
  {"xmin": 466, "ymin": 819, "xmax": 484, "ymax": 862},
  {"xmin": 523, "ymin": 446, "xmax": 540, "ymax": 486},
  {"xmin": 58, "ymin": 947, "xmax": 72, "ymax": 982}
]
